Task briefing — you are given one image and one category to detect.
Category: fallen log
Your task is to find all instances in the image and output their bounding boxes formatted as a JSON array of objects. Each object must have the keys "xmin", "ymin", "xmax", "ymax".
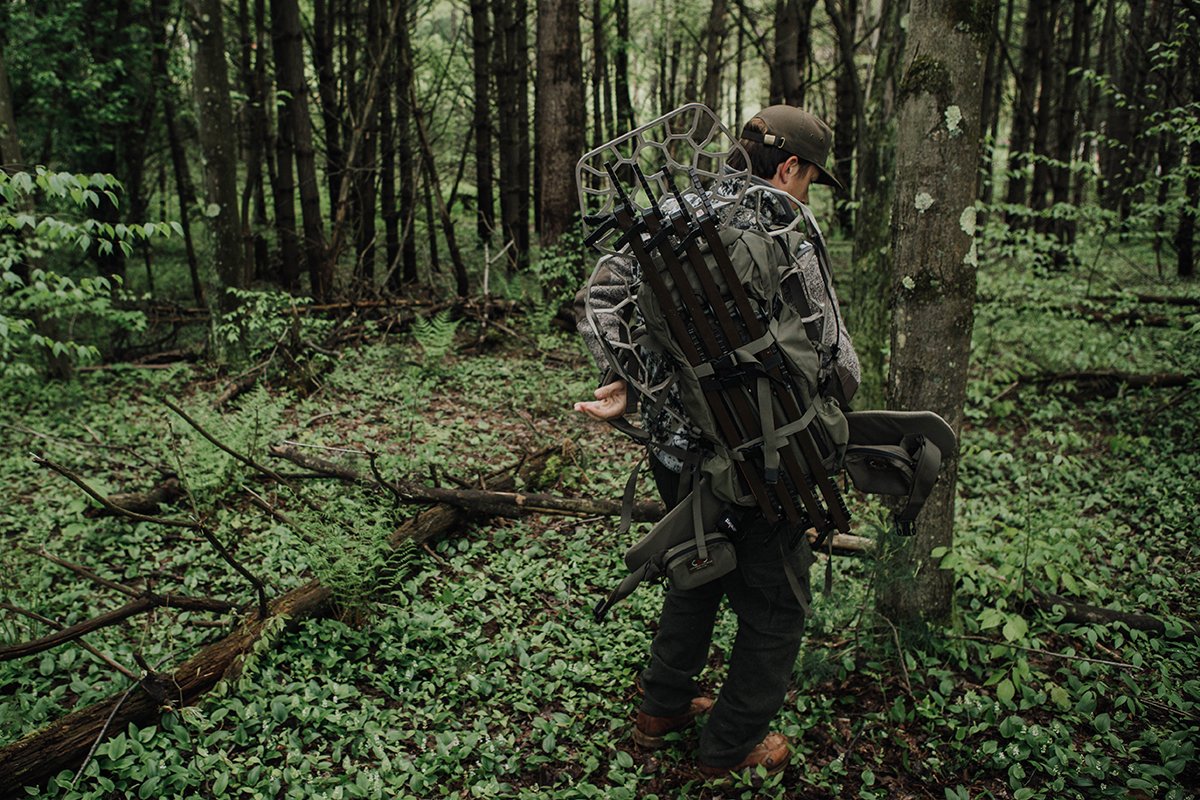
[
  {"xmin": 85, "ymin": 476, "xmax": 182, "ymax": 518},
  {"xmin": 994, "ymin": 371, "xmax": 1196, "ymax": 403},
  {"xmin": 0, "ymin": 448, "xmax": 556, "ymax": 795},
  {"xmin": 1028, "ymin": 588, "xmax": 1198, "ymax": 641}
]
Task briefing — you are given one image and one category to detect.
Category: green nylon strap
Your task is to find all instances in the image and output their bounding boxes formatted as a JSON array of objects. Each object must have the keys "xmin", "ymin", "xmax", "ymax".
[
  {"xmin": 780, "ymin": 537, "xmax": 811, "ymax": 616},
  {"xmin": 690, "ymin": 468, "xmax": 708, "ymax": 562}
]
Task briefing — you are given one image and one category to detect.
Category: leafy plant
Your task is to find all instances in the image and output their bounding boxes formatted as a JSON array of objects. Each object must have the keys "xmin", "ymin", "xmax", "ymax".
[
  {"xmin": 410, "ymin": 309, "xmax": 461, "ymax": 368},
  {"xmin": 0, "ymin": 169, "xmax": 179, "ymax": 376}
]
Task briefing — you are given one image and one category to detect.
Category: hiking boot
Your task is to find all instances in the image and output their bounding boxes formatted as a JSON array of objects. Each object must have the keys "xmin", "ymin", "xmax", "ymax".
[
  {"xmin": 632, "ymin": 696, "xmax": 714, "ymax": 749},
  {"xmin": 697, "ymin": 732, "xmax": 790, "ymax": 779}
]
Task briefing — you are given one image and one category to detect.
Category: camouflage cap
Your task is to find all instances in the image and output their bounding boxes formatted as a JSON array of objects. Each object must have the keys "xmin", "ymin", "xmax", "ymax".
[{"xmin": 741, "ymin": 105, "xmax": 844, "ymax": 191}]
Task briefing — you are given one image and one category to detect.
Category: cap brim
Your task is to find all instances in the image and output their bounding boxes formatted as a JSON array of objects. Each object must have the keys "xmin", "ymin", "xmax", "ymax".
[{"xmin": 814, "ymin": 164, "xmax": 845, "ymax": 192}]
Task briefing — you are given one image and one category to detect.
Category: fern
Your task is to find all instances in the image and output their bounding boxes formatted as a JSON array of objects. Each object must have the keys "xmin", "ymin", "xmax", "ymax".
[{"xmin": 411, "ymin": 310, "xmax": 460, "ymax": 367}]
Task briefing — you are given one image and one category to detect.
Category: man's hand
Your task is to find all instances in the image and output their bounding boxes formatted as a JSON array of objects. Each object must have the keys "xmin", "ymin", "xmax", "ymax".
[{"xmin": 574, "ymin": 380, "xmax": 627, "ymax": 421}]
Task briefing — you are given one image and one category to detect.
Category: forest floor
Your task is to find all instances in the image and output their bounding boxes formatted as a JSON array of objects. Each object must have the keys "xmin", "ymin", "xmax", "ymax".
[{"xmin": 2, "ymin": 245, "xmax": 1198, "ymax": 799}]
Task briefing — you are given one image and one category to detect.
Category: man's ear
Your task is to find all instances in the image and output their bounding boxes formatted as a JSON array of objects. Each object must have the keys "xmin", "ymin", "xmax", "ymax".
[{"xmin": 775, "ymin": 156, "xmax": 799, "ymax": 182}]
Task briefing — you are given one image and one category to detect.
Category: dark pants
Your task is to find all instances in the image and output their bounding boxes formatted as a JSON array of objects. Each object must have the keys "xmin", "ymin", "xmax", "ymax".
[{"xmin": 639, "ymin": 458, "xmax": 813, "ymax": 767}]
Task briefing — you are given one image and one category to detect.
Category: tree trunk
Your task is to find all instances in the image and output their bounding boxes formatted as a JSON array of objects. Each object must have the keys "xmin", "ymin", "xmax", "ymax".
[
  {"xmin": 977, "ymin": 0, "xmax": 1007, "ymax": 208},
  {"xmin": 1003, "ymin": 0, "xmax": 1043, "ymax": 216},
  {"xmin": 847, "ymin": 0, "xmax": 907, "ymax": 411},
  {"xmin": 394, "ymin": 2, "xmax": 419, "ymax": 288},
  {"xmin": 352, "ymin": 0, "xmax": 383, "ymax": 285},
  {"xmin": 700, "ymin": 0, "xmax": 728, "ymax": 122},
  {"xmin": 876, "ymin": 0, "xmax": 984, "ymax": 627},
  {"xmin": 314, "ymin": 0, "xmax": 344, "ymax": 213},
  {"xmin": 471, "ymin": 0, "xmax": 496, "ymax": 241},
  {"xmin": 493, "ymin": 0, "xmax": 532, "ymax": 270},
  {"xmin": 269, "ymin": 0, "xmax": 302, "ymax": 290},
  {"xmin": 1028, "ymin": 0, "xmax": 1061, "ymax": 220},
  {"xmin": 380, "ymin": 47, "xmax": 399, "ymax": 287},
  {"xmin": 771, "ymin": 0, "xmax": 817, "ymax": 105},
  {"xmin": 613, "ymin": 0, "xmax": 635, "ymax": 131},
  {"xmin": 1101, "ymin": 0, "xmax": 1147, "ymax": 217},
  {"xmin": 535, "ymin": 0, "xmax": 586, "ymax": 246},
  {"xmin": 0, "ymin": 42, "xmax": 22, "ymax": 171},
  {"xmin": 272, "ymin": 0, "xmax": 330, "ymax": 298},
  {"xmin": 162, "ymin": 92, "xmax": 205, "ymax": 306},
  {"xmin": 1178, "ymin": 141, "xmax": 1199, "ymax": 278},
  {"xmin": 827, "ymin": 0, "xmax": 861, "ymax": 235},
  {"xmin": 1049, "ymin": 0, "xmax": 1090, "ymax": 258},
  {"xmin": 188, "ymin": 0, "xmax": 247, "ymax": 310},
  {"xmin": 414, "ymin": 97, "xmax": 469, "ymax": 296}
]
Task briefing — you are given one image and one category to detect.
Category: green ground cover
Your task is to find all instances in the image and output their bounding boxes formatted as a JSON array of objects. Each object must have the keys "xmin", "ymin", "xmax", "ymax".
[{"xmin": 1, "ymin": 248, "xmax": 1197, "ymax": 799}]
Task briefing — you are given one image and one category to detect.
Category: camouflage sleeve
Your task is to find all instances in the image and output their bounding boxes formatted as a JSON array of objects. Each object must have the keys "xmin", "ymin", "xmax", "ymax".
[
  {"xmin": 574, "ymin": 253, "xmax": 636, "ymax": 380},
  {"xmin": 797, "ymin": 248, "xmax": 862, "ymax": 405}
]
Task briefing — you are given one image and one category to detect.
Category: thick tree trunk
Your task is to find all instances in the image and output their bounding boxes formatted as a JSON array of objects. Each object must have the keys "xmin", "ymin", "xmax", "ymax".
[
  {"xmin": 847, "ymin": 0, "xmax": 907, "ymax": 410},
  {"xmin": 536, "ymin": 0, "xmax": 586, "ymax": 245},
  {"xmin": 272, "ymin": 0, "xmax": 330, "ymax": 298},
  {"xmin": 876, "ymin": 0, "xmax": 984, "ymax": 626},
  {"xmin": 188, "ymin": 0, "xmax": 247, "ymax": 310}
]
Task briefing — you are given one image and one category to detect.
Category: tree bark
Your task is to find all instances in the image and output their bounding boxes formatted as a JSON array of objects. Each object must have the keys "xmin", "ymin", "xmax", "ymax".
[
  {"xmin": 1100, "ymin": 0, "xmax": 1147, "ymax": 217},
  {"xmin": 877, "ymin": 0, "xmax": 985, "ymax": 627},
  {"xmin": 535, "ymin": 0, "xmax": 586, "ymax": 246},
  {"xmin": 188, "ymin": 0, "xmax": 248, "ymax": 310}
]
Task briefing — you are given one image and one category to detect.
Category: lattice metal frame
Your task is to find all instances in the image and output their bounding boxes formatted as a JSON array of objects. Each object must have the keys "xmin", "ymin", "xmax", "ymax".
[
  {"xmin": 575, "ymin": 104, "xmax": 750, "ymax": 432},
  {"xmin": 576, "ymin": 104, "xmax": 749, "ymax": 254}
]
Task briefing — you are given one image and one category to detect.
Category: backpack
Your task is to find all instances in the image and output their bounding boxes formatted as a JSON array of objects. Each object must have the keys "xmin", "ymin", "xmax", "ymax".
[{"xmin": 576, "ymin": 104, "xmax": 955, "ymax": 619}]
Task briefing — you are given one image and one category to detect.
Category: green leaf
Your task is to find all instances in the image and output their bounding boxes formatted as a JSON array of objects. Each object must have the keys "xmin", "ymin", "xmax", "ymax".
[
  {"xmin": 1002, "ymin": 615, "xmax": 1028, "ymax": 642},
  {"xmin": 996, "ymin": 679, "xmax": 1015, "ymax": 705}
]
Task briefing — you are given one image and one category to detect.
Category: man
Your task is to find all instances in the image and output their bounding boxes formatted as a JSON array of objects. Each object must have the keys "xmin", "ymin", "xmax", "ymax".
[{"xmin": 574, "ymin": 106, "xmax": 860, "ymax": 778}]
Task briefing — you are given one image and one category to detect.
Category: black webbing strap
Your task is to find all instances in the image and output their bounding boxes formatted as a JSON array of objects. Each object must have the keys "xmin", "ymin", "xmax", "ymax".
[{"xmin": 891, "ymin": 436, "xmax": 941, "ymax": 536}]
